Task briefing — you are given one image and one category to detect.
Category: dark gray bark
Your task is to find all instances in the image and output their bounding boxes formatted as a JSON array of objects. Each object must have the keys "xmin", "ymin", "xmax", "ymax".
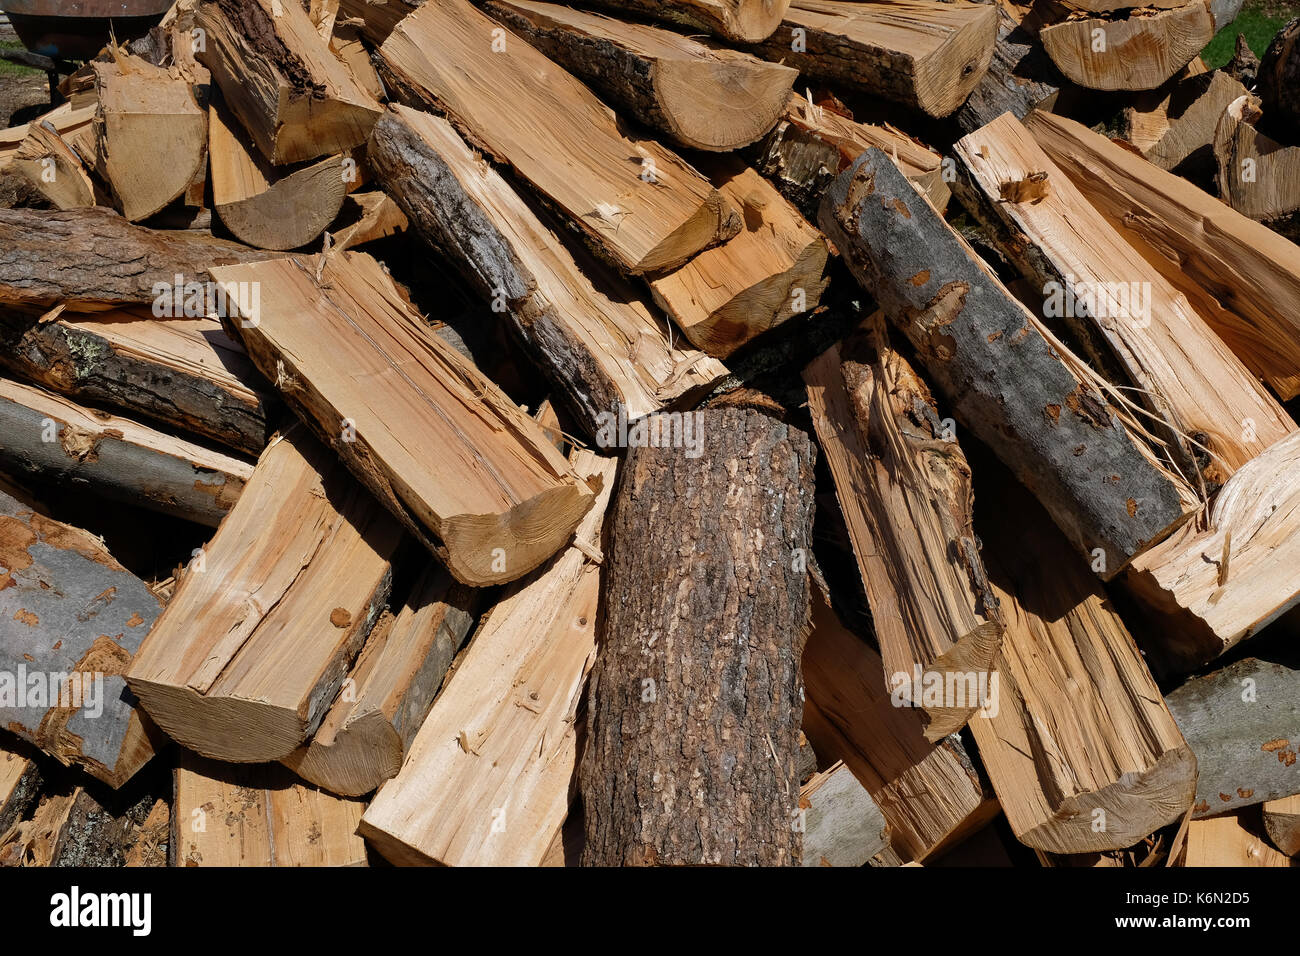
[{"xmin": 955, "ymin": 6, "xmax": 1061, "ymax": 135}]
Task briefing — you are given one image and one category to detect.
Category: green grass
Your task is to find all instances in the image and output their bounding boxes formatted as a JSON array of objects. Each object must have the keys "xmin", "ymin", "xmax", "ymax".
[
  {"xmin": 0, "ymin": 39, "xmax": 43, "ymax": 78},
  {"xmin": 1202, "ymin": 0, "xmax": 1300, "ymax": 68}
]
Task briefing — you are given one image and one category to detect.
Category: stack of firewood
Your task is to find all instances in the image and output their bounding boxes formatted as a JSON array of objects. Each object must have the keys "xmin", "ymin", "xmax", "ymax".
[{"xmin": 0, "ymin": 0, "xmax": 1298, "ymax": 869}]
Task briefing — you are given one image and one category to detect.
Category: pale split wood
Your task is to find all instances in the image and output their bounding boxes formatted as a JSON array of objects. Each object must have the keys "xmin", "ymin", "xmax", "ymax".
[
  {"xmin": 1185, "ymin": 812, "xmax": 1295, "ymax": 866},
  {"xmin": 0, "ymin": 740, "xmax": 40, "ymax": 837},
  {"xmin": 1263, "ymin": 794, "xmax": 1300, "ymax": 856},
  {"xmin": 126, "ymin": 428, "xmax": 401, "ymax": 763},
  {"xmin": 377, "ymin": 0, "xmax": 740, "ymax": 275},
  {"xmin": 11, "ymin": 122, "xmax": 98, "ymax": 210},
  {"xmin": 0, "ymin": 101, "xmax": 97, "ymax": 173},
  {"xmin": 799, "ymin": 761, "xmax": 892, "ymax": 867},
  {"xmin": 359, "ymin": 449, "xmax": 615, "ymax": 866},
  {"xmin": 329, "ymin": 191, "xmax": 409, "ymax": 251},
  {"xmin": 1025, "ymin": 110, "xmax": 1300, "ymax": 401},
  {"xmin": 0, "ymin": 789, "xmax": 80, "ymax": 867},
  {"xmin": 173, "ymin": 751, "xmax": 367, "ymax": 866},
  {"xmin": 1118, "ymin": 69, "xmax": 1246, "ymax": 176},
  {"xmin": 211, "ymin": 250, "xmax": 596, "ymax": 586},
  {"xmin": 1215, "ymin": 93, "xmax": 1300, "ymax": 230}
]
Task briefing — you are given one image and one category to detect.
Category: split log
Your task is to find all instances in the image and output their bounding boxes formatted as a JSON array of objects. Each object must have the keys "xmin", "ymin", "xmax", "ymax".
[
  {"xmin": 378, "ymin": 0, "xmax": 739, "ymax": 276},
  {"xmin": 748, "ymin": 0, "xmax": 999, "ymax": 118},
  {"xmin": 483, "ymin": 1, "xmax": 796, "ymax": 151},
  {"xmin": 336, "ymin": 0, "xmax": 423, "ymax": 43},
  {"xmin": 11, "ymin": 122, "xmax": 99, "ymax": 210},
  {"xmin": 126, "ymin": 429, "xmax": 401, "ymax": 763},
  {"xmin": 0, "ymin": 207, "xmax": 278, "ymax": 313},
  {"xmin": 360, "ymin": 450, "xmax": 615, "ymax": 866},
  {"xmin": 1215, "ymin": 94, "xmax": 1300, "ymax": 235},
  {"xmin": 1026, "ymin": 110, "xmax": 1300, "ymax": 401},
  {"xmin": 1185, "ymin": 811, "xmax": 1295, "ymax": 866},
  {"xmin": 955, "ymin": 5, "xmax": 1061, "ymax": 135},
  {"xmin": 580, "ymin": 408, "xmax": 816, "ymax": 866},
  {"xmin": 0, "ymin": 101, "xmax": 97, "ymax": 174},
  {"xmin": 1117, "ymin": 69, "xmax": 1246, "ymax": 178},
  {"xmin": 754, "ymin": 98, "xmax": 950, "ymax": 219},
  {"xmin": 1259, "ymin": 17, "xmax": 1300, "ymax": 129},
  {"xmin": 330, "ymin": 22, "xmax": 385, "ymax": 102},
  {"xmin": 0, "ymin": 309, "xmax": 272, "ymax": 457},
  {"xmin": 0, "ymin": 790, "xmax": 80, "ymax": 867},
  {"xmin": 966, "ymin": 456, "xmax": 1196, "ymax": 854},
  {"xmin": 1127, "ymin": 432, "xmax": 1300, "ymax": 671},
  {"xmin": 1263, "ymin": 795, "xmax": 1300, "ymax": 856},
  {"xmin": 330, "ymin": 191, "xmax": 408, "ymax": 251},
  {"xmin": 0, "ymin": 376, "xmax": 252, "ymax": 527},
  {"xmin": 649, "ymin": 157, "xmax": 830, "ymax": 358},
  {"xmin": 212, "ymin": 251, "xmax": 596, "ymax": 586},
  {"xmin": 281, "ymin": 566, "xmax": 477, "ymax": 797},
  {"xmin": 952, "ymin": 112, "xmax": 1294, "ymax": 487},
  {"xmin": 0, "ymin": 487, "xmax": 164, "ymax": 788},
  {"xmin": 802, "ymin": 588, "xmax": 995, "ymax": 862},
  {"xmin": 173, "ymin": 752, "xmax": 367, "ymax": 866},
  {"xmin": 583, "ymin": 0, "xmax": 791, "ymax": 42},
  {"xmin": 799, "ymin": 761, "xmax": 891, "ymax": 867},
  {"xmin": 209, "ymin": 99, "xmax": 348, "ymax": 251},
  {"xmin": 367, "ymin": 106, "xmax": 727, "ymax": 433},
  {"xmin": 0, "ymin": 742, "xmax": 41, "ymax": 837},
  {"xmin": 802, "ymin": 318, "xmax": 1001, "ymax": 740},
  {"xmin": 93, "ymin": 55, "xmax": 207, "ymax": 222},
  {"xmin": 818, "ymin": 148, "xmax": 1196, "ymax": 578},
  {"xmin": 194, "ymin": 0, "xmax": 383, "ymax": 164},
  {"xmin": 1165, "ymin": 657, "xmax": 1300, "ymax": 817},
  {"xmin": 1040, "ymin": 0, "xmax": 1220, "ymax": 91}
]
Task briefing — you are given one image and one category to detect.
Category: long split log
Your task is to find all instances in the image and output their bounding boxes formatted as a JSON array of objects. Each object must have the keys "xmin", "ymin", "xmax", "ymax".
[
  {"xmin": 1026, "ymin": 110, "xmax": 1300, "ymax": 401},
  {"xmin": 378, "ymin": 0, "xmax": 740, "ymax": 275},
  {"xmin": 360, "ymin": 449, "xmax": 615, "ymax": 866},
  {"xmin": 212, "ymin": 250, "xmax": 596, "ymax": 586},
  {"xmin": 126, "ymin": 429, "xmax": 401, "ymax": 763},
  {"xmin": 580, "ymin": 407, "xmax": 816, "ymax": 866},
  {"xmin": 367, "ymin": 106, "xmax": 727, "ymax": 433},
  {"xmin": 818, "ymin": 147, "xmax": 1196, "ymax": 578}
]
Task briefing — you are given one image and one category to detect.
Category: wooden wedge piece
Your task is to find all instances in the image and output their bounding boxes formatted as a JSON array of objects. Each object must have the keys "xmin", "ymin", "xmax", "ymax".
[
  {"xmin": 749, "ymin": 0, "xmax": 998, "ymax": 118},
  {"xmin": 1166, "ymin": 656, "xmax": 1300, "ymax": 816},
  {"xmin": 0, "ymin": 376, "xmax": 251, "ymax": 527},
  {"xmin": 1040, "ymin": 0, "xmax": 1218, "ymax": 91},
  {"xmin": 1127, "ymin": 432, "xmax": 1300, "ymax": 671},
  {"xmin": 583, "ymin": 0, "xmax": 791, "ymax": 42},
  {"xmin": 953, "ymin": 112, "xmax": 1295, "ymax": 486},
  {"xmin": 0, "ymin": 308, "xmax": 271, "ymax": 457},
  {"xmin": 1026, "ymin": 110, "xmax": 1300, "ymax": 401},
  {"xmin": 1185, "ymin": 811, "xmax": 1295, "ymax": 866},
  {"xmin": 1118, "ymin": 69, "xmax": 1246, "ymax": 177},
  {"xmin": 281, "ymin": 566, "xmax": 477, "ymax": 797},
  {"xmin": 799, "ymin": 762, "xmax": 892, "ymax": 867},
  {"xmin": 580, "ymin": 408, "xmax": 815, "ymax": 866},
  {"xmin": 0, "ymin": 101, "xmax": 97, "ymax": 173},
  {"xmin": 173, "ymin": 752, "xmax": 367, "ymax": 866},
  {"xmin": 209, "ymin": 99, "xmax": 348, "ymax": 251},
  {"xmin": 803, "ymin": 318, "xmax": 1001, "ymax": 740},
  {"xmin": 126, "ymin": 429, "xmax": 401, "ymax": 763},
  {"xmin": 360, "ymin": 449, "xmax": 615, "ymax": 867},
  {"xmin": 11, "ymin": 122, "xmax": 98, "ymax": 210},
  {"xmin": 1215, "ymin": 93, "xmax": 1300, "ymax": 234},
  {"xmin": 0, "ymin": 486, "xmax": 163, "ymax": 788},
  {"xmin": 0, "ymin": 207, "xmax": 278, "ymax": 313},
  {"xmin": 1263, "ymin": 795, "xmax": 1300, "ymax": 856},
  {"xmin": 649, "ymin": 157, "xmax": 829, "ymax": 358},
  {"xmin": 93, "ymin": 55, "xmax": 207, "ymax": 222},
  {"xmin": 367, "ymin": 106, "xmax": 727, "ymax": 434},
  {"xmin": 212, "ymin": 251, "xmax": 595, "ymax": 585},
  {"xmin": 484, "ymin": 1, "xmax": 796, "ymax": 151},
  {"xmin": 329, "ymin": 191, "xmax": 408, "ymax": 251},
  {"xmin": 377, "ymin": 0, "xmax": 739, "ymax": 275},
  {"xmin": 818, "ymin": 148, "xmax": 1197, "ymax": 578},
  {"xmin": 195, "ymin": 0, "xmax": 383, "ymax": 164}
]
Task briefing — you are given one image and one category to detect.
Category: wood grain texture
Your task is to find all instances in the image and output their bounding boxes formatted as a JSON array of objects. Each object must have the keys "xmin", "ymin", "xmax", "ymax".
[
  {"xmin": 1185, "ymin": 811, "xmax": 1294, "ymax": 866},
  {"xmin": 1263, "ymin": 794, "xmax": 1300, "ymax": 856},
  {"xmin": 583, "ymin": 0, "xmax": 792, "ymax": 42},
  {"xmin": 1214, "ymin": 93, "xmax": 1300, "ymax": 231},
  {"xmin": 799, "ymin": 761, "xmax": 891, "ymax": 867}
]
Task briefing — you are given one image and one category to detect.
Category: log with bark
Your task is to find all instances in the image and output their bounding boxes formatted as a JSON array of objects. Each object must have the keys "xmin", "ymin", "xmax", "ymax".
[
  {"xmin": 818, "ymin": 147, "xmax": 1197, "ymax": 579},
  {"xmin": 1117, "ymin": 69, "xmax": 1247, "ymax": 179},
  {"xmin": 799, "ymin": 761, "xmax": 891, "ymax": 867},
  {"xmin": 377, "ymin": 0, "xmax": 740, "ymax": 275},
  {"xmin": 1026, "ymin": 110, "xmax": 1300, "ymax": 401},
  {"xmin": 955, "ymin": 5, "xmax": 1062, "ymax": 135},
  {"xmin": 1263, "ymin": 795, "xmax": 1300, "ymax": 856},
  {"xmin": 748, "ymin": 0, "xmax": 999, "ymax": 118},
  {"xmin": 483, "ymin": 1, "xmax": 797, "ymax": 151},
  {"xmin": 360, "ymin": 449, "xmax": 615, "ymax": 866},
  {"xmin": 803, "ymin": 316, "xmax": 1001, "ymax": 740},
  {"xmin": 1126, "ymin": 432, "xmax": 1300, "ymax": 671},
  {"xmin": 1215, "ymin": 94, "xmax": 1300, "ymax": 237},
  {"xmin": 0, "ymin": 486, "xmax": 164, "ymax": 788},
  {"xmin": 1165, "ymin": 656, "xmax": 1300, "ymax": 817},
  {"xmin": 1259, "ymin": 17, "xmax": 1300, "ymax": 129},
  {"xmin": 211, "ymin": 250, "xmax": 596, "ymax": 586},
  {"xmin": 0, "ymin": 309, "xmax": 272, "ymax": 457},
  {"xmin": 173, "ymin": 752, "xmax": 368, "ymax": 866},
  {"xmin": 0, "ymin": 376, "xmax": 252, "ymax": 527},
  {"xmin": 952, "ymin": 111, "xmax": 1295, "ymax": 488},
  {"xmin": 281, "ymin": 566, "xmax": 477, "ymax": 797},
  {"xmin": 579, "ymin": 407, "xmax": 816, "ymax": 866},
  {"xmin": 366, "ymin": 106, "xmax": 727, "ymax": 434},
  {"xmin": 126, "ymin": 429, "xmax": 401, "ymax": 763},
  {"xmin": 649, "ymin": 156, "xmax": 830, "ymax": 358},
  {"xmin": 194, "ymin": 0, "xmax": 383, "ymax": 165}
]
